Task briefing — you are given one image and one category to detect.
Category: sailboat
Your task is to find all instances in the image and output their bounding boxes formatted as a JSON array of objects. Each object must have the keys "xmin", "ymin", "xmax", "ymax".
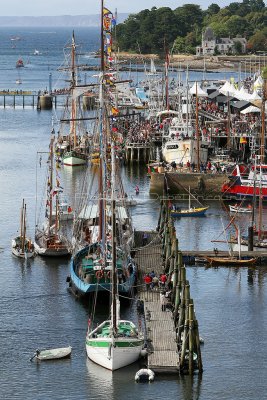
[
  {"xmin": 206, "ymin": 221, "xmax": 256, "ymax": 266},
  {"xmin": 12, "ymin": 199, "xmax": 35, "ymax": 258},
  {"xmin": 170, "ymin": 186, "xmax": 209, "ymax": 217},
  {"xmin": 59, "ymin": 32, "xmax": 88, "ymax": 167},
  {"xmin": 85, "ymin": 145, "xmax": 144, "ymax": 370},
  {"xmin": 34, "ymin": 130, "xmax": 71, "ymax": 256},
  {"xmin": 68, "ymin": 4, "xmax": 136, "ymax": 298}
]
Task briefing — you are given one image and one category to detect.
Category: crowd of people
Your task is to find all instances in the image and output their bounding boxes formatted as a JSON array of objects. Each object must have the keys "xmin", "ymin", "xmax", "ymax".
[{"xmin": 126, "ymin": 120, "xmax": 151, "ymax": 144}]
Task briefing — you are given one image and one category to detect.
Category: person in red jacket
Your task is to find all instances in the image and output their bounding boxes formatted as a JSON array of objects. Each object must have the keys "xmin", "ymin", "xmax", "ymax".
[{"xmin": 144, "ymin": 274, "xmax": 152, "ymax": 290}]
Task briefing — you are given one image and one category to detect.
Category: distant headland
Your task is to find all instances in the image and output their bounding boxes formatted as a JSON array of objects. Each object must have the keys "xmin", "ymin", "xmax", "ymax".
[{"xmin": 0, "ymin": 14, "xmax": 128, "ymax": 27}]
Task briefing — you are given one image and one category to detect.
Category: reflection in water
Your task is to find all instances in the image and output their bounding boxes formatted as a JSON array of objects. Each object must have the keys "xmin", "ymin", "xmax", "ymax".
[{"xmin": 179, "ymin": 374, "xmax": 202, "ymax": 400}]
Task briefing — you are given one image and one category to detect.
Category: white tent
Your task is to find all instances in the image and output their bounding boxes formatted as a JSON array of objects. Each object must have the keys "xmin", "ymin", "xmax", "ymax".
[
  {"xmin": 240, "ymin": 105, "xmax": 261, "ymax": 114},
  {"xmin": 236, "ymin": 86, "xmax": 252, "ymax": 101},
  {"xmin": 249, "ymin": 90, "xmax": 261, "ymax": 101},
  {"xmin": 254, "ymin": 76, "xmax": 263, "ymax": 88},
  {"xmin": 219, "ymin": 81, "xmax": 237, "ymax": 97},
  {"xmin": 189, "ymin": 82, "xmax": 208, "ymax": 97}
]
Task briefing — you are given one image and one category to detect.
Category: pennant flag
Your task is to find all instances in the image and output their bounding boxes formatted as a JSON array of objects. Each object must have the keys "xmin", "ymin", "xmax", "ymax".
[
  {"xmin": 111, "ymin": 107, "xmax": 119, "ymax": 116},
  {"xmin": 103, "ymin": 16, "xmax": 111, "ymax": 31},
  {"xmin": 103, "ymin": 7, "xmax": 112, "ymax": 15},
  {"xmin": 111, "ymin": 17, "xmax": 116, "ymax": 27}
]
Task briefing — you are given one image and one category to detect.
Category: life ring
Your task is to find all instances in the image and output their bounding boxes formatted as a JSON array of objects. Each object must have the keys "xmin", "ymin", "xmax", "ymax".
[{"xmin": 95, "ymin": 270, "xmax": 104, "ymax": 279}]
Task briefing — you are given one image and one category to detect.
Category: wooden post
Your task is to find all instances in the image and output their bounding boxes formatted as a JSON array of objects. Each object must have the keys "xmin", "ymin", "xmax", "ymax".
[
  {"xmin": 13, "ymin": 95, "xmax": 16, "ymax": 108},
  {"xmin": 22, "ymin": 95, "xmax": 25, "ymax": 108},
  {"xmin": 32, "ymin": 95, "xmax": 34, "ymax": 108},
  {"xmin": 194, "ymin": 318, "xmax": 203, "ymax": 373},
  {"xmin": 3, "ymin": 95, "xmax": 5, "ymax": 108},
  {"xmin": 188, "ymin": 303, "xmax": 194, "ymax": 374}
]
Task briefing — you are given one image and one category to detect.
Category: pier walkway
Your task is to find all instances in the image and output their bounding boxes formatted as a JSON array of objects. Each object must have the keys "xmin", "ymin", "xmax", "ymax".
[
  {"xmin": 139, "ymin": 290, "xmax": 179, "ymax": 372},
  {"xmin": 134, "ymin": 231, "xmax": 179, "ymax": 372}
]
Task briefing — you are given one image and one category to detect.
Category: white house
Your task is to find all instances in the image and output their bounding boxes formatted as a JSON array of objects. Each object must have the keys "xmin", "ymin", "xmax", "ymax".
[{"xmin": 196, "ymin": 27, "xmax": 247, "ymax": 55}]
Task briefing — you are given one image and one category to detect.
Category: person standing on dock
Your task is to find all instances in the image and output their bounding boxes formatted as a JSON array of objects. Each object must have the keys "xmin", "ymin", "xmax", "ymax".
[
  {"xmin": 142, "ymin": 232, "xmax": 148, "ymax": 246},
  {"xmin": 160, "ymin": 291, "xmax": 167, "ymax": 311},
  {"xmin": 159, "ymin": 273, "xmax": 167, "ymax": 288},
  {"xmin": 144, "ymin": 274, "xmax": 152, "ymax": 291}
]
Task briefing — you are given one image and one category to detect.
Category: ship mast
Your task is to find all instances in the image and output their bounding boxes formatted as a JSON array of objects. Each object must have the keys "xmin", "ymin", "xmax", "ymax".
[
  {"xmin": 49, "ymin": 133, "xmax": 54, "ymax": 233},
  {"xmin": 111, "ymin": 145, "xmax": 118, "ymax": 336},
  {"xmin": 98, "ymin": 0, "xmax": 105, "ymax": 245},
  {"xmin": 70, "ymin": 31, "xmax": 77, "ymax": 148},
  {"xmin": 20, "ymin": 199, "xmax": 25, "ymax": 246}
]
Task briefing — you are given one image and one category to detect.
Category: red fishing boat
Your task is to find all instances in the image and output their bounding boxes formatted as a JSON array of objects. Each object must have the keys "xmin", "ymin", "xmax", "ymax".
[{"xmin": 222, "ymin": 164, "xmax": 267, "ymax": 200}]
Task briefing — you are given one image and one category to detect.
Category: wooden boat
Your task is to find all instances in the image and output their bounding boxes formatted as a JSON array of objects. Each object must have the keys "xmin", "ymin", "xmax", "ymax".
[
  {"xmin": 31, "ymin": 346, "xmax": 72, "ymax": 361},
  {"xmin": 171, "ymin": 186, "xmax": 209, "ymax": 217},
  {"xmin": 69, "ymin": 20, "xmax": 136, "ymax": 299},
  {"xmin": 171, "ymin": 206, "xmax": 209, "ymax": 217},
  {"xmin": 56, "ymin": 32, "xmax": 88, "ymax": 167},
  {"xmin": 205, "ymin": 256, "xmax": 257, "ymax": 266},
  {"xmin": 12, "ymin": 199, "xmax": 35, "ymax": 259},
  {"xmin": 34, "ymin": 131, "xmax": 71, "ymax": 257},
  {"xmin": 229, "ymin": 204, "xmax": 252, "ymax": 213}
]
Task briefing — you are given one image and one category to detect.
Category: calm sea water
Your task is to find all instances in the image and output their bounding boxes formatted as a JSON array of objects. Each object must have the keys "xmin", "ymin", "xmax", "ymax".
[{"xmin": 0, "ymin": 27, "xmax": 267, "ymax": 400}]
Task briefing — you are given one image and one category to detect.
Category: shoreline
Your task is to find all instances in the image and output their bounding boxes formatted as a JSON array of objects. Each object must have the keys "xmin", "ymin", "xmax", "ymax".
[{"xmin": 117, "ymin": 52, "xmax": 267, "ymax": 73}]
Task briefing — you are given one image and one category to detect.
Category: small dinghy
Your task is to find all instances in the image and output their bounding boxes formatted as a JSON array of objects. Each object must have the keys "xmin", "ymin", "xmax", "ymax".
[
  {"xmin": 30, "ymin": 346, "xmax": 72, "ymax": 361},
  {"xmin": 135, "ymin": 368, "xmax": 155, "ymax": 382}
]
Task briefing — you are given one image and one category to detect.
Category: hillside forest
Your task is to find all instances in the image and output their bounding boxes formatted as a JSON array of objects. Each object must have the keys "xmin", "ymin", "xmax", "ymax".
[{"xmin": 116, "ymin": 0, "xmax": 267, "ymax": 55}]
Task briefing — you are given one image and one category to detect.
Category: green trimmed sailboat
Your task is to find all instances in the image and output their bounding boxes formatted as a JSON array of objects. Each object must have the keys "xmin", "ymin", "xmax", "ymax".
[{"xmin": 86, "ymin": 146, "xmax": 144, "ymax": 370}]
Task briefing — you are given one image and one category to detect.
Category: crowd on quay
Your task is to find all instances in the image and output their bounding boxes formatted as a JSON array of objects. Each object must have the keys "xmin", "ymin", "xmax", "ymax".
[
  {"xmin": 126, "ymin": 120, "xmax": 152, "ymax": 144},
  {"xmin": 143, "ymin": 270, "xmax": 173, "ymax": 311}
]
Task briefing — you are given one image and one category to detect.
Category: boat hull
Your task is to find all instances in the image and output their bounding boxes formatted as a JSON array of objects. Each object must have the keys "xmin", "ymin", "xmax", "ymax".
[
  {"xmin": 222, "ymin": 183, "xmax": 267, "ymax": 201},
  {"xmin": 69, "ymin": 245, "xmax": 136, "ymax": 298},
  {"xmin": 11, "ymin": 237, "xmax": 35, "ymax": 259},
  {"xmin": 171, "ymin": 206, "xmax": 208, "ymax": 217},
  {"xmin": 34, "ymin": 239, "xmax": 70, "ymax": 257},
  {"xmin": 36, "ymin": 346, "xmax": 72, "ymax": 361},
  {"xmin": 63, "ymin": 152, "xmax": 87, "ymax": 167},
  {"xmin": 229, "ymin": 205, "xmax": 252, "ymax": 213},
  {"xmin": 86, "ymin": 338, "xmax": 143, "ymax": 370},
  {"xmin": 206, "ymin": 256, "xmax": 257, "ymax": 266}
]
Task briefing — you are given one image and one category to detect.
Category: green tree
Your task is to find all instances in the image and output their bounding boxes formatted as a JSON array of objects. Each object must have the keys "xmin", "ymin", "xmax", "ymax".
[
  {"xmin": 225, "ymin": 15, "xmax": 247, "ymax": 37},
  {"xmin": 207, "ymin": 3, "xmax": 221, "ymax": 15},
  {"xmin": 233, "ymin": 40, "xmax": 243, "ymax": 54},
  {"xmin": 247, "ymin": 30, "xmax": 267, "ymax": 51}
]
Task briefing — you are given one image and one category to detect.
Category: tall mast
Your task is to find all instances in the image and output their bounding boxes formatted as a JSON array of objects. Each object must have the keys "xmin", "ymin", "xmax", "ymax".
[
  {"xmin": 22, "ymin": 203, "xmax": 26, "ymax": 251},
  {"xmin": 20, "ymin": 199, "xmax": 25, "ymax": 245},
  {"xmin": 98, "ymin": 0, "xmax": 105, "ymax": 244},
  {"xmin": 196, "ymin": 83, "xmax": 200, "ymax": 172},
  {"xmin": 164, "ymin": 39, "xmax": 169, "ymax": 111},
  {"xmin": 71, "ymin": 31, "xmax": 77, "ymax": 148},
  {"xmin": 111, "ymin": 145, "xmax": 117, "ymax": 335},
  {"xmin": 49, "ymin": 134, "xmax": 54, "ymax": 232},
  {"xmin": 101, "ymin": 0, "xmax": 105, "ymax": 73}
]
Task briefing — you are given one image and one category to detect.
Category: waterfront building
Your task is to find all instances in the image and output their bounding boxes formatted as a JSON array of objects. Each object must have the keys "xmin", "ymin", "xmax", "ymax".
[{"xmin": 196, "ymin": 27, "xmax": 247, "ymax": 56}]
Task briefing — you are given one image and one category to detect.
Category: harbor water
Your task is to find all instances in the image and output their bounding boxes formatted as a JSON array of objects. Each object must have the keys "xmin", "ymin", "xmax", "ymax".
[{"xmin": 0, "ymin": 27, "xmax": 267, "ymax": 400}]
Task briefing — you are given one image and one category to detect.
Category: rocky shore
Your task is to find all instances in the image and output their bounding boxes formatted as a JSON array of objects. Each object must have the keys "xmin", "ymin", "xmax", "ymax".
[{"xmin": 117, "ymin": 52, "xmax": 267, "ymax": 72}]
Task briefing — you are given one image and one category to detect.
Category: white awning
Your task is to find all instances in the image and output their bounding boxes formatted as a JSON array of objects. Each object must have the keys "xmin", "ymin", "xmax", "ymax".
[
  {"xmin": 240, "ymin": 105, "xmax": 261, "ymax": 114},
  {"xmin": 189, "ymin": 82, "xmax": 208, "ymax": 97}
]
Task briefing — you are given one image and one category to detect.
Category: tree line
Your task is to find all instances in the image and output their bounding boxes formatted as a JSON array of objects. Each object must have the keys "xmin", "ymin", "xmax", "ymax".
[{"xmin": 116, "ymin": 0, "xmax": 267, "ymax": 55}]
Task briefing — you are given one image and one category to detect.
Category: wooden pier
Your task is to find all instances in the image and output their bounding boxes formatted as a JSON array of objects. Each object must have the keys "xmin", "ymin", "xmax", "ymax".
[
  {"xmin": 125, "ymin": 142, "xmax": 152, "ymax": 163},
  {"xmin": 135, "ymin": 232, "xmax": 179, "ymax": 371},
  {"xmin": 134, "ymin": 222, "xmax": 203, "ymax": 375}
]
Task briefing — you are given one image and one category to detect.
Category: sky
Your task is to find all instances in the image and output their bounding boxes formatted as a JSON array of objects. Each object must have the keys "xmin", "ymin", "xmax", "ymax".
[{"xmin": 1, "ymin": 0, "xmax": 233, "ymax": 16}]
